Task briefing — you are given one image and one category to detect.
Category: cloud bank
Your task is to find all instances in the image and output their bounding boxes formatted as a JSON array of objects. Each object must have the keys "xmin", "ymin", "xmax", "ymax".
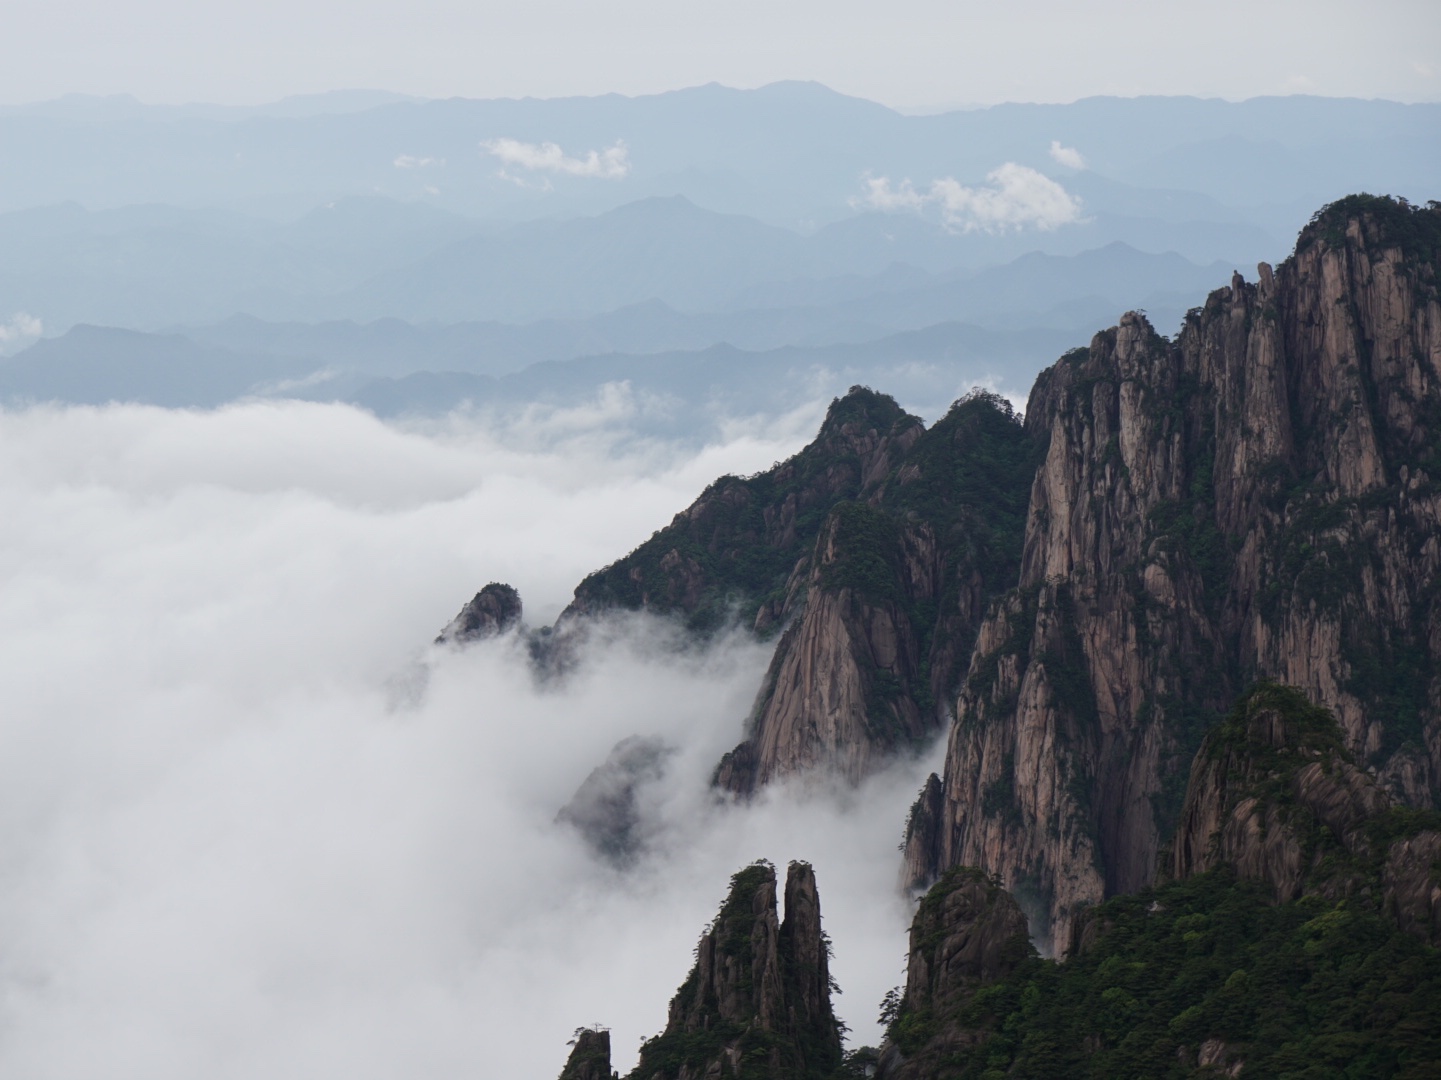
[
  {"xmin": 0, "ymin": 399, "xmax": 931, "ymax": 1078},
  {"xmin": 856, "ymin": 163, "xmax": 1083, "ymax": 233},
  {"xmin": 481, "ymin": 137, "xmax": 632, "ymax": 183}
]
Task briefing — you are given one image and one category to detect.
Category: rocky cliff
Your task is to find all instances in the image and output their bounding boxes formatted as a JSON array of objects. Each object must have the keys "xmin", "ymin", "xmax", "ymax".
[
  {"xmin": 1170, "ymin": 681, "xmax": 1441, "ymax": 945},
  {"xmin": 712, "ymin": 392, "xmax": 1035, "ymax": 793},
  {"xmin": 873, "ymin": 868, "xmax": 1031, "ymax": 1080},
  {"xmin": 563, "ymin": 388, "xmax": 925, "ymax": 634},
  {"xmin": 876, "ymin": 684, "xmax": 1441, "ymax": 1077},
  {"xmin": 568, "ymin": 859, "xmax": 842, "ymax": 1080},
  {"xmin": 438, "ymin": 390, "xmax": 1027, "ymax": 797},
  {"xmin": 905, "ymin": 196, "xmax": 1441, "ymax": 952}
]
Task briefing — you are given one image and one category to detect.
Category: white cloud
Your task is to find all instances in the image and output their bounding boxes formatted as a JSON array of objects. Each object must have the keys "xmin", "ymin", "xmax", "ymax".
[
  {"xmin": 0, "ymin": 312, "xmax": 42, "ymax": 354},
  {"xmin": 1048, "ymin": 140, "xmax": 1086, "ymax": 170},
  {"xmin": 393, "ymin": 154, "xmax": 445, "ymax": 169},
  {"xmin": 481, "ymin": 137, "xmax": 631, "ymax": 182},
  {"xmin": 0, "ymin": 399, "xmax": 930, "ymax": 1078},
  {"xmin": 855, "ymin": 163, "xmax": 1084, "ymax": 233}
]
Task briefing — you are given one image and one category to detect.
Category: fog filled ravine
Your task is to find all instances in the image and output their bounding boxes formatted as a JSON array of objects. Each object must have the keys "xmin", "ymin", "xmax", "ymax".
[{"xmin": 0, "ymin": 399, "xmax": 941, "ymax": 1078}]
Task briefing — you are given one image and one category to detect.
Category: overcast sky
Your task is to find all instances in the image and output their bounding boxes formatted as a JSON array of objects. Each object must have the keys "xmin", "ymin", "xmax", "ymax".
[{"xmin": 4, "ymin": 0, "xmax": 1438, "ymax": 108}]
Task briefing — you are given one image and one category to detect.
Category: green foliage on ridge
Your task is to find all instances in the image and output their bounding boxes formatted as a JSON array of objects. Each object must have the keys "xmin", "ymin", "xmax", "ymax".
[
  {"xmin": 918, "ymin": 869, "xmax": 1441, "ymax": 1079},
  {"xmin": 1298, "ymin": 194, "xmax": 1441, "ymax": 273},
  {"xmin": 570, "ymin": 386, "xmax": 920, "ymax": 632},
  {"xmin": 882, "ymin": 685, "xmax": 1441, "ymax": 1078}
]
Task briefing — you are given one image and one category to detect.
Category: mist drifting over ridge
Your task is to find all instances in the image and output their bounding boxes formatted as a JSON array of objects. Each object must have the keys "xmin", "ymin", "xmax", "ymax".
[{"xmin": 0, "ymin": 398, "xmax": 936, "ymax": 1077}]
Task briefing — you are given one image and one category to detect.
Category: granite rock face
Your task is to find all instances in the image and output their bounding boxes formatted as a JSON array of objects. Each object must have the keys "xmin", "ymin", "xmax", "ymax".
[
  {"xmin": 714, "ymin": 392, "xmax": 1035, "ymax": 793},
  {"xmin": 541, "ymin": 384, "xmax": 1033, "ymax": 795},
  {"xmin": 874, "ymin": 868, "xmax": 1032, "ymax": 1080},
  {"xmin": 1170, "ymin": 682, "xmax": 1441, "ymax": 946},
  {"xmin": 1172, "ymin": 684, "xmax": 1388, "ymax": 898},
  {"xmin": 436, "ymin": 581, "xmax": 523, "ymax": 644},
  {"xmin": 714, "ymin": 504, "xmax": 931, "ymax": 792},
  {"xmin": 906, "ymin": 198, "xmax": 1441, "ymax": 952},
  {"xmin": 625, "ymin": 860, "xmax": 843, "ymax": 1080},
  {"xmin": 1384, "ymin": 830, "xmax": 1441, "ymax": 947}
]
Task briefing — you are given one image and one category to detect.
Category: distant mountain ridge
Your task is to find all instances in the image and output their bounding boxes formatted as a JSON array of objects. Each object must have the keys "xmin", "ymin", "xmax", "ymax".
[
  {"xmin": 0, "ymin": 235, "xmax": 1233, "ymax": 431},
  {"xmin": 0, "ymin": 84, "xmax": 1433, "ymax": 234},
  {"xmin": 0, "ymin": 194, "xmax": 1238, "ymax": 335}
]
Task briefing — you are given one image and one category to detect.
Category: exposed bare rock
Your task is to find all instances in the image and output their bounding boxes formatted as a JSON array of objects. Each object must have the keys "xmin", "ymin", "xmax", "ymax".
[
  {"xmin": 716, "ymin": 504, "xmax": 929, "ymax": 793},
  {"xmin": 1383, "ymin": 829, "xmax": 1441, "ymax": 947},
  {"xmin": 1167, "ymin": 682, "xmax": 1441, "ymax": 951},
  {"xmin": 558, "ymin": 1028, "xmax": 617, "ymax": 1080},
  {"xmin": 1196, "ymin": 1037, "xmax": 1244, "ymax": 1077},
  {"xmin": 435, "ymin": 581, "xmax": 522, "ymax": 644},
  {"xmin": 900, "ymin": 774, "xmax": 945, "ymax": 892},
  {"xmin": 556, "ymin": 735, "xmax": 675, "ymax": 865},
  {"xmin": 625, "ymin": 860, "xmax": 843, "ymax": 1080},
  {"xmin": 921, "ymin": 197, "xmax": 1441, "ymax": 952},
  {"xmin": 716, "ymin": 393, "xmax": 1035, "ymax": 794},
  {"xmin": 1170, "ymin": 683, "xmax": 1386, "ymax": 902},
  {"xmin": 874, "ymin": 867, "xmax": 1032, "ymax": 1080}
]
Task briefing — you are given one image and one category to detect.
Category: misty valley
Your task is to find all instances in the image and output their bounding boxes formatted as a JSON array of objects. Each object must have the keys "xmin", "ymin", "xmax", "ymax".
[{"xmin": 0, "ymin": 83, "xmax": 1439, "ymax": 1080}]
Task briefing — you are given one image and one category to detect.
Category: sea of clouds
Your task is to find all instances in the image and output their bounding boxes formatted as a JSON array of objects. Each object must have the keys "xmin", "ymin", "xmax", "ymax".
[{"xmin": 0, "ymin": 397, "xmax": 941, "ymax": 1078}]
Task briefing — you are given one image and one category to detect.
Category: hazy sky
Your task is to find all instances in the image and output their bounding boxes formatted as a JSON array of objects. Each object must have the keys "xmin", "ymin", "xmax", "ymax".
[{"xmin": 5, "ymin": 0, "xmax": 1438, "ymax": 107}]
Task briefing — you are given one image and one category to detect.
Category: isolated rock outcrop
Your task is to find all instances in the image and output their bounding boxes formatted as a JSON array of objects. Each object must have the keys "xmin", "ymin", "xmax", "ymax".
[
  {"xmin": 624, "ymin": 860, "xmax": 843, "ymax": 1080},
  {"xmin": 436, "ymin": 581, "xmax": 523, "ymax": 644},
  {"xmin": 906, "ymin": 196, "xmax": 1441, "ymax": 952},
  {"xmin": 874, "ymin": 867, "xmax": 1031, "ymax": 1080},
  {"xmin": 558, "ymin": 1028, "xmax": 618, "ymax": 1080},
  {"xmin": 556, "ymin": 735, "xmax": 674, "ymax": 865}
]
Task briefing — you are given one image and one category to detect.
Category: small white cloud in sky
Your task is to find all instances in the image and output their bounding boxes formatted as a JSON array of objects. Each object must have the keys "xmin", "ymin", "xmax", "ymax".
[
  {"xmin": 855, "ymin": 163, "xmax": 1083, "ymax": 233},
  {"xmin": 0, "ymin": 313, "xmax": 42, "ymax": 354},
  {"xmin": 481, "ymin": 137, "xmax": 631, "ymax": 182},
  {"xmin": 393, "ymin": 155, "xmax": 444, "ymax": 169},
  {"xmin": 1048, "ymin": 140, "xmax": 1085, "ymax": 170},
  {"xmin": 1413, "ymin": 61, "xmax": 1436, "ymax": 80}
]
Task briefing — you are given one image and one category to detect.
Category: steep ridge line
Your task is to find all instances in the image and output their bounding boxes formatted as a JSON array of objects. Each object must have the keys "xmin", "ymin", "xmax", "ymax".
[{"xmin": 904, "ymin": 194, "xmax": 1441, "ymax": 953}]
